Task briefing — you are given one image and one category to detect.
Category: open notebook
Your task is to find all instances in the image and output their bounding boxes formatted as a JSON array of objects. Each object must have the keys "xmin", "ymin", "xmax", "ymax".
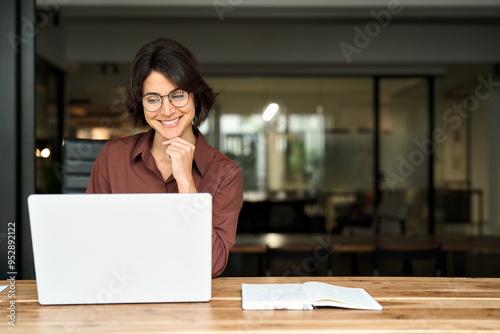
[{"xmin": 242, "ymin": 282, "xmax": 383, "ymax": 310}]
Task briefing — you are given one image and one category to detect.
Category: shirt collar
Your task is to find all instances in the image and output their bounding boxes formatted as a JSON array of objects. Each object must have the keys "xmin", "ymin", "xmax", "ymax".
[{"xmin": 132, "ymin": 128, "xmax": 155, "ymax": 162}]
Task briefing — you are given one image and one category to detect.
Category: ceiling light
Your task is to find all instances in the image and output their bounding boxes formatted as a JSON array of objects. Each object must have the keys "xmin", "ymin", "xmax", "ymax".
[{"xmin": 262, "ymin": 103, "xmax": 279, "ymax": 122}]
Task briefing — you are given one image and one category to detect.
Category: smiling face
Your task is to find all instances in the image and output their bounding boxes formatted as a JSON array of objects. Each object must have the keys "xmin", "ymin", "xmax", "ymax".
[{"xmin": 142, "ymin": 70, "xmax": 196, "ymax": 144}]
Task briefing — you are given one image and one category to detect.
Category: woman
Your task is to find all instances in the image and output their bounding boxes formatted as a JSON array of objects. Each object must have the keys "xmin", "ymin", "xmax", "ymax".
[{"xmin": 86, "ymin": 38, "xmax": 243, "ymax": 278}]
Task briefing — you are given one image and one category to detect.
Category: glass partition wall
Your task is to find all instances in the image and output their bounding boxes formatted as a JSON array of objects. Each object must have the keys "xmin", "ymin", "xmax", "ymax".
[
  {"xmin": 206, "ymin": 77, "xmax": 375, "ymax": 233},
  {"xmin": 379, "ymin": 78, "xmax": 430, "ymax": 234},
  {"xmin": 205, "ymin": 76, "xmax": 432, "ymax": 234}
]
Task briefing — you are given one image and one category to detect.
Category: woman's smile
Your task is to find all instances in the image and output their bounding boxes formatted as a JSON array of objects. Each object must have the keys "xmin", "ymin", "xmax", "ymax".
[{"xmin": 160, "ymin": 116, "xmax": 181, "ymax": 127}]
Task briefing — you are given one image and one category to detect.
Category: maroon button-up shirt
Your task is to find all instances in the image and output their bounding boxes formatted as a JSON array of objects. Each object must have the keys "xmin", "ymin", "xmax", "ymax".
[{"xmin": 86, "ymin": 128, "xmax": 243, "ymax": 277}]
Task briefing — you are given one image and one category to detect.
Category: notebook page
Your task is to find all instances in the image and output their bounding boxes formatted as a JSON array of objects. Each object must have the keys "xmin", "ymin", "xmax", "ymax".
[
  {"xmin": 242, "ymin": 284, "xmax": 314, "ymax": 310},
  {"xmin": 303, "ymin": 282, "xmax": 383, "ymax": 310}
]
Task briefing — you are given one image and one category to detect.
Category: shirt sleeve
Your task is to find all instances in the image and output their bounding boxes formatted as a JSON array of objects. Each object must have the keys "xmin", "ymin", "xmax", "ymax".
[
  {"xmin": 86, "ymin": 143, "xmax": 111, "ymax": 194},
  {"xmin": 211, "ymin": 164, "xmax": 243, "ymax": 278}
]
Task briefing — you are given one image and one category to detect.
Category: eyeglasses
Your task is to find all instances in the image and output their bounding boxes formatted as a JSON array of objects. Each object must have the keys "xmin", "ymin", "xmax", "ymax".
[{"xmin": 142, "ymin": 88, "xmax": 189, "ymax": 112}]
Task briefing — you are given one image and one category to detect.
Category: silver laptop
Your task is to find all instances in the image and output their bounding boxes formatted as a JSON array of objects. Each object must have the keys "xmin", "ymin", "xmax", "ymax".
[{"xmin": 27, "ymin": 193, "xmax": 212, "ymax": 305}]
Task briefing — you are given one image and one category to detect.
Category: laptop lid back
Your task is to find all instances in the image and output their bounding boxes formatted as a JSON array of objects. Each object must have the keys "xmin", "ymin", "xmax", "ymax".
[{"xmin": 28, "ymin": 193, "xmax": 212, "ymax": 305}]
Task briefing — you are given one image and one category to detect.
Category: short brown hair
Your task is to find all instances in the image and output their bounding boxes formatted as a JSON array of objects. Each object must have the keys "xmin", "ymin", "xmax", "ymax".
[{"xmin": 126, "ymin": 38, "xmax": 218, "ymax": 128}]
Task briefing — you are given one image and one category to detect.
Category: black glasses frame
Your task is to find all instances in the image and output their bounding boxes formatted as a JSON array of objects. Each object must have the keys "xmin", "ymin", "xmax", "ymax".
[{"xmin": 142, "ymin": 88, "xmax": 190, "ymax": 112}]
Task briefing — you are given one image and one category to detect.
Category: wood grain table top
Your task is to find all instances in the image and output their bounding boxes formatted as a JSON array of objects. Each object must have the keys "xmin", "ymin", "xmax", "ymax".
[{"xmin": 1, "ymin": 276, "xmax": 500, "ymax": 333}]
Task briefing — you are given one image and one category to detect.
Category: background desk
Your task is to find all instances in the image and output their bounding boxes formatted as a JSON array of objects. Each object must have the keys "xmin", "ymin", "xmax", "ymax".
[
  {"xmin": 231, "ymin": 233, "xmax": 500, "ymax": 276},
  {"xmin": 1, "ymin": 277, "xmax": 500, "ymax": 333},
  {"xmin": 232, "ymin": 233, "xmax": 500, "ymax": 253}
]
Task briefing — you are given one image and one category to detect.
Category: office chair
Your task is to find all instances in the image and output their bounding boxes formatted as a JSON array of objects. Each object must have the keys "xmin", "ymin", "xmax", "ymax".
[
  {"xmin": 338, "ymin": 192, "xmax": 410, "ymax": 275},
  {"xmin": 342, "ymin": 192, "xmax": 408, "ymax": 236},
  {"xmin": 61, "ymin": 138, "xmax": 108, "ymax": 194},
  {"xmin": 372, "ymin": 243, "xmax": 443, "ymax": 277}
]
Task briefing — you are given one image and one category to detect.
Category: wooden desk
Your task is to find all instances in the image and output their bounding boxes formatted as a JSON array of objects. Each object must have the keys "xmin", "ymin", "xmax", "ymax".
[{"xmin": 1, "ymin": 277, "xmax": 500, "ymax": 333}]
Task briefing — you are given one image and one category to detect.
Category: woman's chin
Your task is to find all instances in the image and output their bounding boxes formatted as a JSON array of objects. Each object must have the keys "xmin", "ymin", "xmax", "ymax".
[{"xmin": 159, "ymin": 130, "xmax": 181, "ymax": 140}]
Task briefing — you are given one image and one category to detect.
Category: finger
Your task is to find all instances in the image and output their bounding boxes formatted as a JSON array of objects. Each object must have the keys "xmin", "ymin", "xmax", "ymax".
[
  {"xmin": 166, "ymin": 145, "xmax": 190, "ymax": 160},
  {"xmin": 166, "ymin": 142, "xmax": 195, "ymax": 155}
]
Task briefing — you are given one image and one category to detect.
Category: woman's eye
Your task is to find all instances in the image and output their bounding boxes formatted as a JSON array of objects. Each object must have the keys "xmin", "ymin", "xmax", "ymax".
[
  {"xmin": 147, "ymin": 96, "xmax": 160, "ymax": 103},
  {"xmin": 172, "ymin": 91, "xmax": 187, "ymax": 99}
]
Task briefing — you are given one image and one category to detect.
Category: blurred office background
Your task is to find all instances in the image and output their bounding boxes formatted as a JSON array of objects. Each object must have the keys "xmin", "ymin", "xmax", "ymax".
[{"xmin": 2, "ymin": 0, "xmax": 500, "ymax": 279}]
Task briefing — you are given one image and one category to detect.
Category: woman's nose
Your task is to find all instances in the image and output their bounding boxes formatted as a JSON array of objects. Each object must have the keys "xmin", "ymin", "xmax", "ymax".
[{"xmin": 159, "ymin": 99, "xmax": 175, "ymax": 116}]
